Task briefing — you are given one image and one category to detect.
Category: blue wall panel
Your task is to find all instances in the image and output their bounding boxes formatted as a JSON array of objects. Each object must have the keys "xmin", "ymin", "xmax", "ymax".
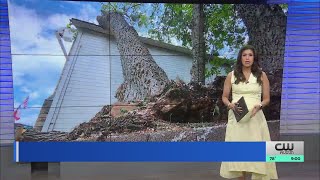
[
  {"xmin": 0, "ymin": 0, "xmax": 14, "ymax": 145},
  {"xmin": 280, "ymin": 0, "xmax": 320, "ymax": 134}
]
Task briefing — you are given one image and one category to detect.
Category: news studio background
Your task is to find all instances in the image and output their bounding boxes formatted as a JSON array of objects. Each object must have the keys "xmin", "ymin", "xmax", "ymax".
[{"xmin": 0, "ymin": 0, "xmax": 319, "ymax": 179}]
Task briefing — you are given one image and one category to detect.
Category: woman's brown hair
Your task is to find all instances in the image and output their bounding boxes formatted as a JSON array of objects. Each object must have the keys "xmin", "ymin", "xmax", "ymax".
[{"xmin": 234, "ymin": 45, "xmax": 262, "ymax": 85}]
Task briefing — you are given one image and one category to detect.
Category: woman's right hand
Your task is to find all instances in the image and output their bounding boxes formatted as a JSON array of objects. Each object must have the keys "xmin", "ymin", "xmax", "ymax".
[{"xmin": 228, "ymin": 103, "xmax": 242, "ymax": 113}]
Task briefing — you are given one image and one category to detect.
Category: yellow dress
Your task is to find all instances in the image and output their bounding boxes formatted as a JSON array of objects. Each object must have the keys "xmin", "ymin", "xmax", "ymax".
[{"xmin": 220, "ymin": 71, "xmax": 278, "ymax": 180}]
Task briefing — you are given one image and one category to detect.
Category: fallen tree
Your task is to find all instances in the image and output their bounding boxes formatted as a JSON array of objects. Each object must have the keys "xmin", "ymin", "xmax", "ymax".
[{"xmin": 19, "ymin": 76, "xmax": 281, "ymax": 142}]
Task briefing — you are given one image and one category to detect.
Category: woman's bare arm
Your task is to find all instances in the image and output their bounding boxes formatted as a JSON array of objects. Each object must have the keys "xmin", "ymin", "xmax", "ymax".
[
  {"xmin": 261, "ymin": 71, "xmax": 270, "ymax": 108},
  {"xmin": 222, "ymin": 72, "xmax": 233, "ymax": 108}
]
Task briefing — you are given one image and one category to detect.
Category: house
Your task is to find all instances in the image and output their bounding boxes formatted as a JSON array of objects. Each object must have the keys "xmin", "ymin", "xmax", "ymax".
[{"xmin": 37, "ymin": 18, "xmax": 226, "ymax": 133}]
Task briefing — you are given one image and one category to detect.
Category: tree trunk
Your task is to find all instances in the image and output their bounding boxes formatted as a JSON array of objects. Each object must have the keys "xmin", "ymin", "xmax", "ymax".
[
  {"xmin": 235, "ymin": 4, "xmax": 287, "ymax": 73},
  {"xmin": 190, "ymin": 4, "xmax": 206, "ymax": 84},
  {"xmin": 97, "ymin": 11, "xmax": 170, "ymax": 102}
]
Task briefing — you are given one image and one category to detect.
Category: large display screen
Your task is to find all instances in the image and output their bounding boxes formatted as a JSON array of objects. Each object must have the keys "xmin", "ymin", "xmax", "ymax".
[
  {"xmin": 0, "ymin": 0, "xmax": 317, "ymax": 164},
  {"xmin": 8, "ymin": 0, "xmax": 287, "ymax": 144}
]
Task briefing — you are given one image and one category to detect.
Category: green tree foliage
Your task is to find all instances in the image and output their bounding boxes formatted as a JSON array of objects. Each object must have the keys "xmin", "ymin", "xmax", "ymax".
[
  {"xmin": 99, "ymin": 3, "xmax": 246, "ymax": 77},
  {"xmin": 66, "ymin": 22, "xmax": 78, "ymax": 40},
  {"xmin": 148, "ymin": 4, "xmax": 246, "ymax": 52},
  {"xmin": 148, "ymin": 4, "xmax": 193, "ymax": 47},
  {"xmin": 205, "ymin": 56, "xmax": 235, "ymax": 78},
  {"xmin": 204, "ymin": 4, "xmax": 246, "ymax": 52}
]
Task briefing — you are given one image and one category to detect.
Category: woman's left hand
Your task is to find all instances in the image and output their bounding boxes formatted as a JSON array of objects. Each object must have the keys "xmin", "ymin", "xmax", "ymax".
[{"xmin": 250, "ymin": 104, "xmax": 261, "ymax": 118}]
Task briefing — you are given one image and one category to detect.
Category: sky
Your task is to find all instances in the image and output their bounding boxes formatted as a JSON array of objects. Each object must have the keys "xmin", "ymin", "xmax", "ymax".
[
  {"xmin": 8, "ymin": 0, "xmax": 103, "ymax": 126},
  {"xmin": 8, "ymin": 0, "xmax": 238, "ymax": 127}
]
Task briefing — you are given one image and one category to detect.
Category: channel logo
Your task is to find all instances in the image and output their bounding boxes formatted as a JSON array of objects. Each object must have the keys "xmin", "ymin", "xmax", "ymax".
[{"xmin": 266, "ymin": 141, "xmax": 304, "ymax": 162}]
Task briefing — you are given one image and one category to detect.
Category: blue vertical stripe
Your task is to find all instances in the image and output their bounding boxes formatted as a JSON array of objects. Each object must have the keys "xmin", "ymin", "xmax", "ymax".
[{"xmin": 0, "ymin": 0, "xmax": 14, "ymax": 146}]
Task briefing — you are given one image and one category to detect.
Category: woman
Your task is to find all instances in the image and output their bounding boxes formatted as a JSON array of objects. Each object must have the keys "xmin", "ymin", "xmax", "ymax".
[{"xmin": 220, "ymin": 45, "xmax": 278, "ymax": 180}]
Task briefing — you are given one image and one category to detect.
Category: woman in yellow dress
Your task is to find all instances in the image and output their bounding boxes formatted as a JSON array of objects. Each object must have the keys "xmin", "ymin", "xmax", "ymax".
[{"xmin": 220, "ymin": 45, "xmax": 278, "ymax": 180}]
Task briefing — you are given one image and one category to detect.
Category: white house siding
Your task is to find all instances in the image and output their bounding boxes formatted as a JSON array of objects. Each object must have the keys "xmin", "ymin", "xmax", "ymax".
[
  {"xmin": 280, "ymin": 3, "xmax": 320, "ymax": 134},
  {"xmin": 42, "ymin": 30, "xmax": 111, "ymax": 132},
  {"xmin": 42, "ymin": 29, "xmax": 196, "ymax": 132}
]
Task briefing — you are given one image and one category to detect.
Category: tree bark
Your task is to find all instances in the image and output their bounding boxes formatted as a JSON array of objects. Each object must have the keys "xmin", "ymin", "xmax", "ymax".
[
  {"xmin": 97, "ymin": 11, "xmax": 170, "ymax": 102},
  {"xmin": 190, "ymin": 4, "xmax": 206, "ymax": 84},
  {"xmin": 235, "ymin": 4, "xmax": 287, "ymax": 73}
]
